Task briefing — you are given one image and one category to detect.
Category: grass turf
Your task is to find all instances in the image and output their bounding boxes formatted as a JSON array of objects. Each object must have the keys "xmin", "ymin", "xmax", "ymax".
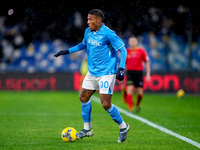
[{"xmin": 0, "ymin": 91, "xmax": 200, "ymax": 150}]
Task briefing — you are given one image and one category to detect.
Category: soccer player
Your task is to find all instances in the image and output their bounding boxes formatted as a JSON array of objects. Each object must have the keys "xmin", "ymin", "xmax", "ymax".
[
  {"xmin": 125, "ymin": 36, "xmax": 151, "ymax": 113},
  {"xmin": 54, "ymin": 9, "xmax": 130, "ymax": 143}
]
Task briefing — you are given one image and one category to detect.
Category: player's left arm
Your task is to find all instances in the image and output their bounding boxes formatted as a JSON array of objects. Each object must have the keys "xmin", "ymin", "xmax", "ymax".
[
  {"xmin": 107, "ymin": 30, "xmax": 127, "ymax": 81},
  {"xmin": 116, "ymin": 46, "xmax": 127, "ymax": 81},
  {"xmin": 145, "ymin": 60, "xmax": 151, "ymax": 82},
  {"xmin": 143, "ymin": 50, "xmax": 151, "ymax": 82},
  {"xmin": 118, "ymin": 46, "xmax": 127, "ymax": 69}
]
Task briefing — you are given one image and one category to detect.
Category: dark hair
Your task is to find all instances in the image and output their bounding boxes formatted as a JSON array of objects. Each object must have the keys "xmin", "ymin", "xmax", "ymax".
[
  {"xmin": 129, "ymin": 35, "xmax": 136, "ymax": 38},
  {"xmin": 89, "ymin": 9, "xmax": 104, "ymax": 21}
]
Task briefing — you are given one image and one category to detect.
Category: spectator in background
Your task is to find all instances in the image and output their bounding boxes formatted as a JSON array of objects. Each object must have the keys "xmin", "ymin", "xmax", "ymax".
[{"xmin": 125, "ymin": 36, "xmax": 151, "ymax": 113}]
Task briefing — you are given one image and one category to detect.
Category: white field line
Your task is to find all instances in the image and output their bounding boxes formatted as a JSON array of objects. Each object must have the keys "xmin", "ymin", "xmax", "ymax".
[{"xmin": 91, "ymin": 95, "xmax": 200, "ymax": 149}]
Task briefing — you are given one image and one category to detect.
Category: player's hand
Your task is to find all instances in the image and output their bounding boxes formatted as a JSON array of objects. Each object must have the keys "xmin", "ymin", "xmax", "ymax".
[
  {"xmin": 116, "ymin": 68, "xmax": 124, "ymax": 81},
  {"xmin": 54, "ymin": 50, "xmax": 69, "ymax": 57},
  {"xmin": 146, "ymin": 73, "xmax": 151, "ymax": 82}
]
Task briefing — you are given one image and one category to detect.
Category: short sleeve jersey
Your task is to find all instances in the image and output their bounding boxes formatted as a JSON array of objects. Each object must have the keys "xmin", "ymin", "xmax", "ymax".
[
  {"xmin": 82, "ymin": 24, "xmax": 125, "ymax": 77},
  {"xmin": 126, "ymin": 47, "xmax": 149, "ymax": 71}
]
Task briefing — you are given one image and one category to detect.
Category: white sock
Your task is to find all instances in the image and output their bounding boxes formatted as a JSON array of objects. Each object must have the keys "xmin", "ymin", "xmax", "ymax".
[
  {"xmin": 84, "ymin": 122, "xmax": 91, "ymax": 130},
  {"xmin": 119, "ymin": 121, "xmax": 126, "ymax": 129}
]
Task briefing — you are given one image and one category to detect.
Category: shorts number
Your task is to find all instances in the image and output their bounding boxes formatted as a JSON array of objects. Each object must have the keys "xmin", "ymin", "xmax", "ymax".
[{"xmin": 100, "ymin": 81, "xmax": 109, "ymax": 89}]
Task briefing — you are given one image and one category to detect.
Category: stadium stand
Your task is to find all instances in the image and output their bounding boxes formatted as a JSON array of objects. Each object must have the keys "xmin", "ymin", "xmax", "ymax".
[
  {"xmin": 0, "ymin": 33, "xmax": 200, "ymax": 73},
  {"xmin": 0, "ymin": 1, "xmax": 200, "ymax": 73}
]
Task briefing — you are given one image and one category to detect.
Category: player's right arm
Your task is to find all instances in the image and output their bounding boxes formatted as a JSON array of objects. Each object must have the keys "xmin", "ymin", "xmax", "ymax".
[{"xmin": 54, "ymin": 43, "xmax": 86, "ymax": 57}]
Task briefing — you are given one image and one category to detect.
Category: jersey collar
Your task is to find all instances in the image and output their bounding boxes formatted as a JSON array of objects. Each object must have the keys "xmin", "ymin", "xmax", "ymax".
[
  {"xmin": 93, "ymin": 23, "xmax": 105, "ymax": 34},
  {"xmin": 99, "ymin": 23, "xmax": 105, "ymax": 31}
]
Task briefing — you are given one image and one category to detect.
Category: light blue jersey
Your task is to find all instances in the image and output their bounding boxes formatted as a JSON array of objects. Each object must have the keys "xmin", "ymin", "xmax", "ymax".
[{"xmin": 82, "ymin": 24, "xmax": 125, "ymax": 77}]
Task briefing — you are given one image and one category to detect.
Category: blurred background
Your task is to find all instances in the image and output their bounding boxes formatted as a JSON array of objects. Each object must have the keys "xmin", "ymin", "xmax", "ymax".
[{"xmin": 0, "ymin": 0, "xmax": 200, "ymax": 93}]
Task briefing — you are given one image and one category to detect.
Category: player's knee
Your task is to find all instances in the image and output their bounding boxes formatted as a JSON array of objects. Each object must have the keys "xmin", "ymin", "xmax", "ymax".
[
  {"xmin": 137, "ymin": 88, "xmax": 143, "ymax": 96},
  {"xmin": 79, "ymin": 94, "xmax": 88, "ymax": 102},
  {"xmin": 138, "ymin": 93, "xmax": 143, "ymax": 98},
  {"xmin": 138, "ymin": 91, "xmax": 143, "ymax": 96},
  {"xmin": 102, "ymin": 101, "xmax": 111, "ymax": 110}
]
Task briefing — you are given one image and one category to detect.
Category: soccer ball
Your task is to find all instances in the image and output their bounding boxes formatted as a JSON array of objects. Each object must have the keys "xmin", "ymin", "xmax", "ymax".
[
  {"xmin": 61, "ymin": 127, "xmax": 77, "ymax": 142},
  {"xmin": 177, "ymin": 89, "xmax": 185, "ymax": 98}
]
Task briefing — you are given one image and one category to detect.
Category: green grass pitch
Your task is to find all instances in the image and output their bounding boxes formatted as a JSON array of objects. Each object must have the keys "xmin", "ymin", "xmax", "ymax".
[{"xmin": 0, "ymin": 91, "xmax": 200, "ymax": 150}]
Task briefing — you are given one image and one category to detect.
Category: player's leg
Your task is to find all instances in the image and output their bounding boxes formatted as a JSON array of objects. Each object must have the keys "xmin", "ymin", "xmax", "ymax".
[
  {"xmin": 100, "ymin": 93, "xmax": 130, "ymax": 143},
  {"xmin": 135, "ymin": 87, "xmax": 143, "ymax": 113},
  {"xmin": 126, "ymin": 70, "xmax": 134, "ymax": 112},
  {"xmin": 126, "ymin": 85, "xmax": 134, "ymax": 112},
  {"xmin": 99, "ymin": 74, "xmax": 130, "ymax": 143},
  {"xmin": 77, "ymin": 88, "xmax": 95, "ymax": 140},
  {"xmin": 77, "ymin": 72, "xmax": 97, "ymax": 140},
  {"xmin": 121, "ymin": 84, "xmax": 127, "ymax": 103},
  {"xmin": 79, "ymin": 88, "xmax": 95, "ymax": 129},
  {"xmin": 100, "ymin": 94, "xmax": 125, "ymax": 126},
  {"xmin": 135, "ymin": 71, "xmax": 144, "ymax": 113}
]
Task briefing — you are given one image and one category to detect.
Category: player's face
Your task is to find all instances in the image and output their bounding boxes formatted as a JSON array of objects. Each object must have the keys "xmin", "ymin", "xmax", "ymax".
[
  {"xmin": 87, "ymin": 14, "xmax": 101, "ymax": 31},
  {"xmin": 128, "ymin": 37, "xmax": 138, "ymax": 48}
]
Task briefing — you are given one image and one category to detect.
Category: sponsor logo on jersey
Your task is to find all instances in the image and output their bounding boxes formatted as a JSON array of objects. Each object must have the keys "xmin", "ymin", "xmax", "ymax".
[{"xmin": 88, "ymin": 39, "xmax": 102, "ymax": 46}]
